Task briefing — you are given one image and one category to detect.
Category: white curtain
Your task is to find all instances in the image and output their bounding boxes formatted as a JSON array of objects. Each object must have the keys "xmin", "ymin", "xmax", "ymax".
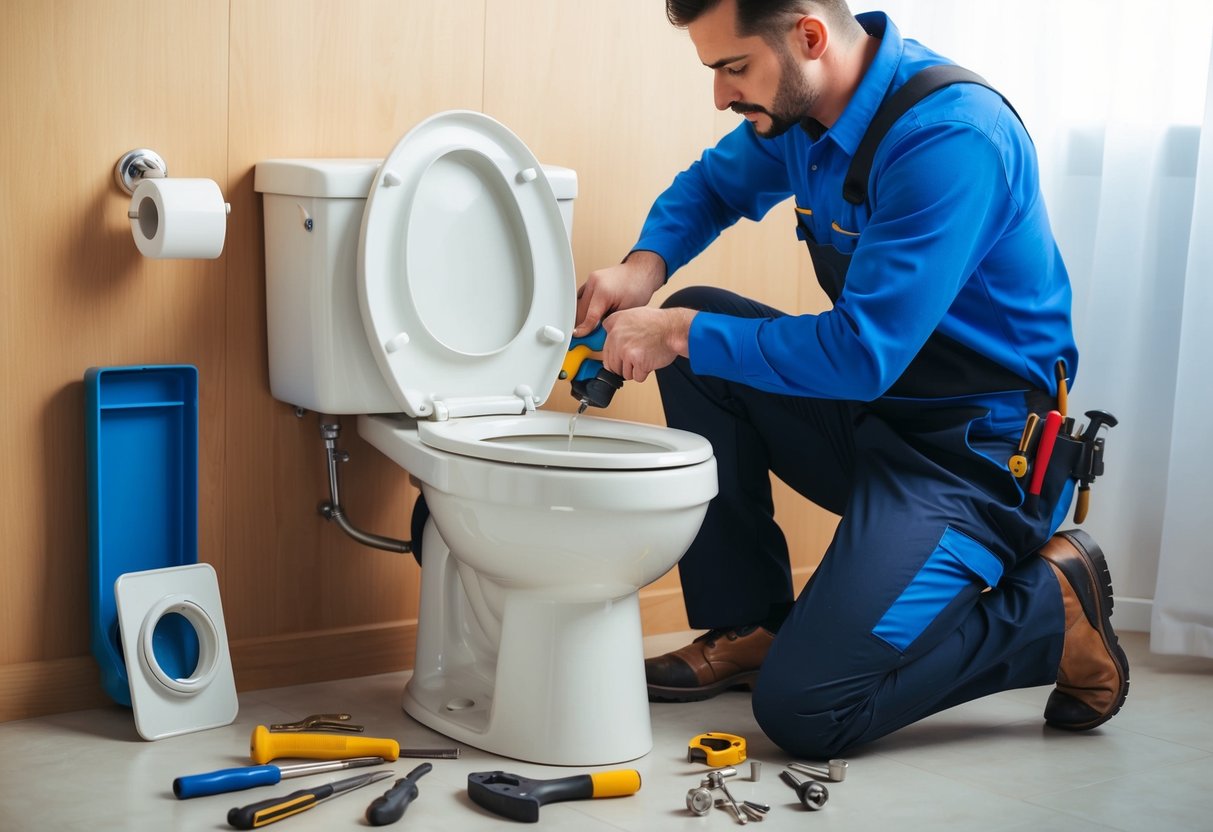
[{"xmin": 855, "ymin": 1, "xmax": 1213, "ymax": 655}]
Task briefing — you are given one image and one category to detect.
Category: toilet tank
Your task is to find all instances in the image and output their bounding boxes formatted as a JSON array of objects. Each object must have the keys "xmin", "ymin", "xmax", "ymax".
[{"xmin": 253, "ymin": 160, "xmax": 577, "ymax": 414}]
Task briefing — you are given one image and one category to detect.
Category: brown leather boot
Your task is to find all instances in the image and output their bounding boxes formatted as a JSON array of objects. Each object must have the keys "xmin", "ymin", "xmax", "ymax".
[
  {"xmin": 645, "ymin": 625, "xmax": 775, "ymax": 702},
  {"xmin": 1039, "ymin": 529, "xmax": 1130, "ymax": 730}
]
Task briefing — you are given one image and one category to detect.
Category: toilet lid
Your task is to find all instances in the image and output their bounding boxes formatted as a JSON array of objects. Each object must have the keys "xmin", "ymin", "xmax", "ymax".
[{"xmin": 358, "ymin": 111, "xmax": 575, "ymax": 420}]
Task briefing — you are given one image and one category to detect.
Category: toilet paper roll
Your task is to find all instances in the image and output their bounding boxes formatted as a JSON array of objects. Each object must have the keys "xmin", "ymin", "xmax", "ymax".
[{"xmin": 129, "ymin": 178, "xmax": 229, "ymax": 259}]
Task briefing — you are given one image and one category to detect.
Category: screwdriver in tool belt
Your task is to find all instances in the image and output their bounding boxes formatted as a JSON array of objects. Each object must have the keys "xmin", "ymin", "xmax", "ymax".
[
  {"xmin": 1055, "ymin": 359, "xmax": 1069, "ymax": 418},
  {"xmin": 1008, "ymin": 412, "xmax": 1040, "ymax": 479},
  {"xmin": 1026, "ymin": 409, "xmax": 1063, "ymax": 509},
  {"xmin": 174, "ymin": 756, "xmax": 385, "ymax": 799},
  {"xmin": 228, "ymin": 770, "xmax": 392, "ymax": 829}
]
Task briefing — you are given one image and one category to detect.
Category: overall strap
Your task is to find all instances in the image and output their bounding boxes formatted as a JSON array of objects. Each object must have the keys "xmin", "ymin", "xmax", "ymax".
[{"xmin": 843, "ymin": 65, "xmax": 1022, "ymax": 205}]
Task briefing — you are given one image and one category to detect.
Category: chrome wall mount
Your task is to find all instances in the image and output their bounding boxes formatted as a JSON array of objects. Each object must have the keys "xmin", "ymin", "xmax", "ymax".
[{"xmin": 114, "ymin": 148, "xmax": 168, "ymax": 195}]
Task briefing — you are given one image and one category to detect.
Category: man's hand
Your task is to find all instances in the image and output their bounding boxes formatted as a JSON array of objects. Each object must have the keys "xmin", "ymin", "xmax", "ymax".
[
  {"xmin": 602, "ymin": 306, "xmax": 697, "ymax": 382},
  {"xmin": 573, "ymin": 251, "xmax": 667, "ymax": 337}
]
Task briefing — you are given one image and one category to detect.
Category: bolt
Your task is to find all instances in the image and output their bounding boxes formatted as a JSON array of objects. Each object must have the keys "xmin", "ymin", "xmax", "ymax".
[
  {"xmin": 787, "ymin": 758, "xmax": 848, "ymax": 782},
  {"xmin": 780, "ymin": 769, "xmax": 829, "ymax": 810},
  {"xmin": 686, "ymin": 786, "xmax": 713, "ymax": 816}
]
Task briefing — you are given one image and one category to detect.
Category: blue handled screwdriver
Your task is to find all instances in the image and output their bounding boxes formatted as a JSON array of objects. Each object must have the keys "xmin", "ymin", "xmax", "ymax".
[{"xmin": 173, "ymin": 756, "xmax": 385, "ymax": 799}]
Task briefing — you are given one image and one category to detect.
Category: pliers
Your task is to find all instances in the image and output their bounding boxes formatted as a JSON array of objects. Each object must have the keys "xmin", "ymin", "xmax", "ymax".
[{"xmin": 269, "ymin": 712, "xmax": 365, "ymax": 733}]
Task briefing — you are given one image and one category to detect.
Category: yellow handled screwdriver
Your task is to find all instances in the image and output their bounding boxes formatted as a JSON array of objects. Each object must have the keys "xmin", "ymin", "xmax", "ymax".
[
  {"xmin": 250, "ymin": 725, "xmax": 459, "ymax": 764},
  {"xmin": 1008, "ymin": 413, "xmax": 1040, "ymax": 479},
  {"xmin": 1055, "ymin": 360, "xmax": 1069, "ymax": 418},
  {"xmin": 227, "ymin": 770, "xmax": 392, "ymax": 829}
]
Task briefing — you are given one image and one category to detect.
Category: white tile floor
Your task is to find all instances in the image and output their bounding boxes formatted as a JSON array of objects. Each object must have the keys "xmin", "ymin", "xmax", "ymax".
[{"xmin": 1, "ymin": 631, "xmax": 1210, "ymax": 831}]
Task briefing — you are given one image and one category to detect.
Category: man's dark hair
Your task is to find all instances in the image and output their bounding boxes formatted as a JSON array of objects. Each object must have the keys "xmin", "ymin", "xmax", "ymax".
[{"xmin": 666, "ymin": 0, "xmax": 857, "ymax": 44}]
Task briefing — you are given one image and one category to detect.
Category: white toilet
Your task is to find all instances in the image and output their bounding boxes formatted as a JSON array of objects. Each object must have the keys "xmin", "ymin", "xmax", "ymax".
[{"xmin": 254, "ymin": 111, "xmax": 717, "ymax": 765}]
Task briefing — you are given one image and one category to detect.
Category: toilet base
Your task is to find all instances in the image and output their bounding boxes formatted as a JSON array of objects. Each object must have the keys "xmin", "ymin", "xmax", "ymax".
[{"xmin": 404, "ymin": 546, "xmax": 654, "ymax": 765}]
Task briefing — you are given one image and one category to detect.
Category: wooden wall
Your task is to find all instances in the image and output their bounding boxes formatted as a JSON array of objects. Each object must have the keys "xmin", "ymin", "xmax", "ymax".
[{"xmin": 0, "ymin": 0, "xmax": 837, "ymax": 722}]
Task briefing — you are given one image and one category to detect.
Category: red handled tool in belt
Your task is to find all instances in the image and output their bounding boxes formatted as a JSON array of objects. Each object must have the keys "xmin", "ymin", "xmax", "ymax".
[
  {"xmin": 1017, "ymin": 361, "xmax": 1117, "ymax": 519},
  {"xmin": 1025, "ymin": 409, "xmax": 1063, "ymax": 511}
]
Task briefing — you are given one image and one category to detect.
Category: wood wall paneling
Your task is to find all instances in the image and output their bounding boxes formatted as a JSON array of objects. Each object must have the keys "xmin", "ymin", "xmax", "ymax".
[
  {"xmin": 0, "ymin": 0, "xmax": 839, "ymax": 721},
  {"xmin": 0, "ymin": 0, "xmax": 229, "ymax": 670},
  {"xmin": 223, "ymin": 0, "xmax": 487, "ymax": 649}
]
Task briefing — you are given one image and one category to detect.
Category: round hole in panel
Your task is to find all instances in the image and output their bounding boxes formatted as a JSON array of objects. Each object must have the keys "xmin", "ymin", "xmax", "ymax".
[
  {"xmin": 150, "ymin": 611, "xmax": 200, "ymax": 680},
  {"xmin": 140, "ymin": 598, "xmax": 220, "ymax": 696},
  {"xmin": 404, "ymin": 148, "xmax": 534, "ymax": 356}
]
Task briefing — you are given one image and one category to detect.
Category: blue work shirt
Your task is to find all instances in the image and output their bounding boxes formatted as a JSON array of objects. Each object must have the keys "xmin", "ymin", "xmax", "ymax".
[{"xmin": 634, "ymin": 12, "xmax": 1077, "ymax": 407}]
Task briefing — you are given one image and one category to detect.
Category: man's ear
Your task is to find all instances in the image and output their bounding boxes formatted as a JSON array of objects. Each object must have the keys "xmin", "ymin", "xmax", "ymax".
[{"xmin": 791, "ymin": 15, "xmax": 828, "ymax": 60}]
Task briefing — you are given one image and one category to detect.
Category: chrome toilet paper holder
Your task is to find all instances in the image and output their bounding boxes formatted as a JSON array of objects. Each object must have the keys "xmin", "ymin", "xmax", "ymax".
[
  {"xmin": 114, "ymin": 148, "xmax": 168, "ymax": 195},
  {"xmin": 115, "ymin": 148, "xmax": 231, "ymax": 259}
]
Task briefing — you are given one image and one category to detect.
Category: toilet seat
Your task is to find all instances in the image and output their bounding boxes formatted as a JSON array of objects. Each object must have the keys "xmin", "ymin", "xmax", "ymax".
[
  {"xmin": 357, "ymin": 111, "xmax": 576, "ymax": 421},
  {"xmin": 418, "ymin": 411, "xmax": 713, "ymax": 470}
]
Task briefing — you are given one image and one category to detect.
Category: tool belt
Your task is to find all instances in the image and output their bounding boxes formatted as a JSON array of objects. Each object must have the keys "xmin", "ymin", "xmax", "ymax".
[{"xmin": 1012, "ymin": 408, "xmax": 1117, "ymax": 524}]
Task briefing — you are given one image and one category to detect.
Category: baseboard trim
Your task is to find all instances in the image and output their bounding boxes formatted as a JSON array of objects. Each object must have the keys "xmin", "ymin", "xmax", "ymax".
[
  {"xmin": 230, "ymin": 620, "xmax": 418, "ymax": 691},
  {"xmin": 8, "ymin": 586, "xmax": 1143, "ymax": 724},
  {"xmin": 1113, "ymin": 596, "xmax": 1153, "ymax": 633},
  {"xmin": 0, "ymin": 621, "xmax": 421, "ymax": 724},
  {"xmin": 0, "ymin": 593, "xmax": 689, "ymax": 724},
  {"xmin": 0, "ymin": 656, "xmax": 112, "ymax": 723}
]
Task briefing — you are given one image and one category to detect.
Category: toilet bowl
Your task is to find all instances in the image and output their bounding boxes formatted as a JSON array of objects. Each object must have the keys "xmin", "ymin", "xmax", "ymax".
[
  {"xmin": 255, "ymin": 111, "xmax": 717, "ymax": 765},
  {"xmin": 361, "ymin": 411, "xmax": 714, "ymax": 764}
]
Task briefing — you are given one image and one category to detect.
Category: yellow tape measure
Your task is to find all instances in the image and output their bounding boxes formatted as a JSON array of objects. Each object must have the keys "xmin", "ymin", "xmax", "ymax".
[{"xmin": 687, "ymin": 732, "xmax": 746, "ymax": 767}]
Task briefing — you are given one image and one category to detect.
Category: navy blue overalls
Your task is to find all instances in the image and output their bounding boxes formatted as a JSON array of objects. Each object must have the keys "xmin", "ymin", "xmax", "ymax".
[{"xmin": 655, "ymin": 68, "xmax": 1084, "ymax": 758}]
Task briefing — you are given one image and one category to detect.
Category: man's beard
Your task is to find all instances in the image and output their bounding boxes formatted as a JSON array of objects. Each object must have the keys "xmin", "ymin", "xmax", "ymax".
[{"xmin": 731, "ymin": 49, "xmax": 819, "ymax": 138}]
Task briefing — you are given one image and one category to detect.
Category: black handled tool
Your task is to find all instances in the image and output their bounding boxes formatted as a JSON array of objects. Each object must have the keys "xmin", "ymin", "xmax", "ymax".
[
  {"xmin": 1074, "ymin": 409, "xmax": 1119, "ymax": 523},
  {"xmin": 365, "ymin": 762, "xmax": 432, "ymax": 826},
  {"xmin": 570, "ymin": 367, "xmax": 624, "ymax": 413},
  {"xmin": 1080, "ymin": 409, "xmax": 1119, "ymax": 444},
  {"xmin": 468, "ymin": 769, "xmax": 641, "ymax": 822},
  {"xmin": 227, "ymin": 770, "xmax": 391, "ymax": 829}
]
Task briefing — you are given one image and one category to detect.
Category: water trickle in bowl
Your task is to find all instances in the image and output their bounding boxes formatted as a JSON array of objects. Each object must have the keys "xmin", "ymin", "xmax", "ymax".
[{"xmin": 567, "ymin": 411, "xmax": 580, "ymax": 450}]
